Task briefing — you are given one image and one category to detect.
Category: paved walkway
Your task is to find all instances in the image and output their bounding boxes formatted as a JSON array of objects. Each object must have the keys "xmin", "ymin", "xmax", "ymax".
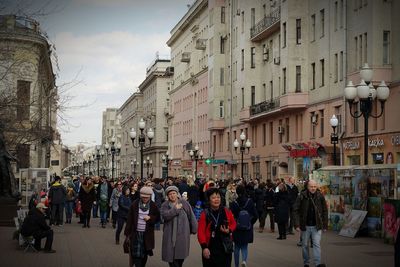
[{"xmin": 0, "ymin": 216, "xmax": 394, "ymax": 267}]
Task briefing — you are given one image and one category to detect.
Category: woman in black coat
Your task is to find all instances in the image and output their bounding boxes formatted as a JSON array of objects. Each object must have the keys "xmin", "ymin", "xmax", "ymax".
[
  {"xmin": 230, "ymin": 185, "xmax": 258, "ymax": 267},
  {"xmin": 273, "ymin": 183, "xmax": 290, "ymax": 240},
  {"xmin": 78, "ymin": 177, "xmax": 96, "ymax": 228}
]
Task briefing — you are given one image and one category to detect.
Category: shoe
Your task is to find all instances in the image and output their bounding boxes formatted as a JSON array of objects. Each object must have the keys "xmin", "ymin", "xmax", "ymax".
[
  {"xmin": 43, "ymin": 249, "xmax": 56, "ymax": 253},
  {"xmin": 241, "ymin": 261, "xmax": 247, "ymax": 267},
  {"xmin": 116, "ymin": 240, "xmax": 120, "ymax": 245},
  {"xmin": 277, "ymin": 236, "xmax": 283, "ymax": 240},
  {"xmin": 102, "ymin": 224, "xmax": 106, "ymax": 228},
  {"xmin": 304, "ymin": 265, "xmax": 309, "ymax": 267},
  {"xmin": 282, "ymin": 236, "xmax": 286, "ymax": 239},
  {"xmin": 297, "ymin": 241, "xmax": 302, "ymax": 247},
  {"xmin": 316, "ymin": 264, "xmax": 326, "ymax": 267},
  {"xmin": 87, "ymin": 224, "xmax": 90, "ymax": 228},
  {"xmin": 82, "ymin": 224, "xmax": 87, "ymax": 228},
  {"xmin": 287, "ymin": 232, "xmax": 294, "ymax": 235},
  {"xmin": 259, "ymin": 228, "xmax": 264, "ymax": 233}
]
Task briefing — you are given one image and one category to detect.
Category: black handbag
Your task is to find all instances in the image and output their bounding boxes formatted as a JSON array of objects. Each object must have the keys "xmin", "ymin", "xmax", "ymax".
[{"xmin": 222, "ymin": 235, "xmax": 234, "ymax": 254}]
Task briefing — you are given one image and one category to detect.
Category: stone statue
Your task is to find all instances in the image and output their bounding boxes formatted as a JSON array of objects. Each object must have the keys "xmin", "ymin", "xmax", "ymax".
[{"xmin": 0, "ymin": 122, "xmax": 19, "ymax": 199}]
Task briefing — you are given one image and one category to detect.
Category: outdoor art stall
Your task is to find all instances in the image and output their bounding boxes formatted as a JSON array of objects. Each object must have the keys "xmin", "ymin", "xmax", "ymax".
[{"xmin": 312, "ymin": 164, "xmax": 400, "ymax": 243}]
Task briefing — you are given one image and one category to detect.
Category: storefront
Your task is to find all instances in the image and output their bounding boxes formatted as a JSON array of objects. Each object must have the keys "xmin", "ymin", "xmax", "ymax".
[{"xmin": 342, "ymin": 132, "xmax": 400, "ymax": 165}]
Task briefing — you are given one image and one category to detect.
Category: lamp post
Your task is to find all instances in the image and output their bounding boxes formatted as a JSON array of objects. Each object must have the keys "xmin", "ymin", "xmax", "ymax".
[
  {"xmin": 131, "ymin": 159, "xmax": 139, "ymax": 178},
  {"xmin": 344, "ymin": 63, "xmax": 390, "ymax": 165},
  {"xmin": 162, "ymin": 151, "xmax": 172, "ymax": 180},
  {"xmin": 330, "ymin": 115, "xmax": 339, "ymax": 165},
  {"xmin": 189, "ymin": 145, "xmax": 203, "ymax": 180},
  {"xmin": 129, "ymin": 118, "xmax": 154, "ymax": 182},
  {"xmin": 109, "ymin": 137, "xmax": 121, "ymax": 180},
  {"xmin": 95, "ymin": 146, "xmax": 101, "ymax": 176},
  {"xmin": 233, "ymin": 131, "xmax": 251, "ymax": 180},
  {"xmin": 143, "ymin": 156, "xmax": 153, "ymax": 179}
]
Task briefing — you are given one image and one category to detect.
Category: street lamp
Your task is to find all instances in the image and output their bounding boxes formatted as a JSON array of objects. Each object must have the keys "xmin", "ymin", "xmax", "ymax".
[
  {"xmin": 189, "ymin": 145, "xmax": 203, "ymax": 180},
  {"xmin": 129, "ymin": 118, "xmax": 154, "ymax": 181},
  {"xmin": 162, "ymin": 151, "xmax": 172, "ymax": 180},
  {"xmin": 95, "ymin": 146, "xmax": 101, "ymax": 176},
  {"xmin": 131, "ymin": 159, "xmax": 139, "ymax": 178},
  {"xmin": 344, "ymin": 63, "xmax": 390, "ymax": 165},
  {"xmin": 109, "ymin": 136, "xmax": 121, "ymax": 181},
  {"xmin": 233, "ymin": 131, "xmax": 251, "ymax": 180},
  {"xmin": 143, "ymin": 156, "xmax": 153, "ymax": 179},
  {"xmin": 330, "ymin": 115, "xmax": 339, "ymax": 165}
]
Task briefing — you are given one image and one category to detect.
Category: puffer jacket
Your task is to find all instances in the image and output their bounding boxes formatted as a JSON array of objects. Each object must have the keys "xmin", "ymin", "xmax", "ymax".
[{"xmin": 293, "ymin": 190, "xmax": 328, "ymax": 231}]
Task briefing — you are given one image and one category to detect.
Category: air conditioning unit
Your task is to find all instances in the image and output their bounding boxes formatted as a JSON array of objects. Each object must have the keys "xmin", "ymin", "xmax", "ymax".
[
  {"xmin": 165, "ymin": 66, "xmax": 174, "ymax": 76},
  {"xmin": 278, "ymin": 125, "xmax": 284, "ymax": 134},
  {"xmin": 274, "ymin": 56, "xmax": 280, "ymax": 65}
]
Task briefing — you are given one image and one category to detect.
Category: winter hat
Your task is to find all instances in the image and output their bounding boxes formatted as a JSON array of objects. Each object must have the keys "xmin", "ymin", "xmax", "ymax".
[
  {"xmin": 140, "ymin": 186, "xmax": 153, "ymax": 197},
  {"xmin": 165, "ymin": 185, "xmax": 179, "ymax": 196},
  {"xmin": 195, "ymin": 200, "xmax": 202, "ymax": 207}
]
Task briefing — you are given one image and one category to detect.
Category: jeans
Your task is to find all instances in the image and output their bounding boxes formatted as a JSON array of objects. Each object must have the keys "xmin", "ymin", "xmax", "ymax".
[
  {"xmin": 301, "ymin": 226, "xmax": 322, "ymax": 266},
  {"xmin": 116, "ymin": 217, "xmax": 127, "ymax": 242},
  {"xmin": 258, "ymin": 209, "xmax": 266, "ymax": 228},
  {"xmin": 234, "ymin": 243, "xmax": 248, "ymax": 267},
  {"xmin": 65, "ymin": 201, "xmax": 74, "ymax": 221},
  {"xmin": 51, "ymin": 203, "xmax": 64, "ymax": 225},
  {"xmin": 287, "ymin": 206, "xmax": 295, "ymax": 233},
  {"xmin": 265, "ymin": 208, "xmax": 275, "ymax": 230},
  {"xmin": 100, "ymin": 210, "xmax": 107, "ymax": 224},
  {"xmin": 92, "ymin": 203, "xmax": 99, "ymax": 217}
]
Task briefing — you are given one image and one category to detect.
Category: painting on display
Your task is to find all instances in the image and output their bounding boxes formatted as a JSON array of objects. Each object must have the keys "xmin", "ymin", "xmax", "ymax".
[
  {"xmin": 368, "ymin": 197, "xmax": 382, "ymax": 218},
  {"xmin": 368, "ymin": 169, "xmax": 394, "ymax": 198},
  {"xmin": 352, "ymin": 170, "xmax": 368, "ymax": 211},
  {"xmin": 383, "ymin": 199, "xmax": 400, "ymax": 244},
  {"xmin": 367, "ymin": 217, "xmax": 383, "ymax": 238},
  {"xmin": 330, "ymin": 195, "xmax": 345, "ymax": 214},
  {"xmin": 329, "ymin": 212, "xmax": 345, "ymax": 231},
  {"xmin": 339, "ymin": 209, "xmax": 368, "ymax": 238}
]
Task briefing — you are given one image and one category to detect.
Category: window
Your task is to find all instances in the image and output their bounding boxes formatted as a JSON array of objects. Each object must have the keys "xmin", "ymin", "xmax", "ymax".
[
  {"xmin": 334, "ymin": 53, "xmax": 338, "ymax": 83},
  {"xmin": 296, "ymin": 19, "xmax": 301, "ymax": 44},
  {"xmin": 383, "ymin": 31, "xmax": 390, "ymax": 64},
  {"xmin": 359, "ymin": 34, "xmax": 363, "ymax": 68},
  {"xmin": 241, "ymin": 88, "xmax": 245, "ymax": 108},
  {"xmin": 320, "ymin": 59, "xmax": 325, "ymax": 86},
  {"xmin": 340, "ymin": 51, "xmax": 344, "ymax": 81},
  {"xmin": 263, "ymin": 44, "xmax": 269, "ymax": 61},
  {"xmin": 251, "ymin": 47, "xmax": 255, "ymax": 68},
  {"xmin": 209, "ymin": 9, "xmax": 214, "ymax": 26},
  {"xmin": 213, "ymin": 135, "xmax": 216, "ymax": 153},
  {"xmin": 285, "ymin": 118, "xmax": 290, "ymax": 142},
  {"xmin": 364, "ymin": 32, "xmax": 367, "ymax": 64},
  {"xmin": 251, "ymin": 8, "xmax": 255, "ymax": 27},
  {"xmin": 227, "ymin": 132, "xmax": 230, "ymax": 151},
  {"xmin": 209, "ymin": 37, "xmax": 214, "ymax": 56},
  {"xmin": 262, "ymin": 83, "xmax": 266, "ymax": 101},
  {"xmin": 340, "ymin": 0, "xmax": 344, "ymax": 28},
  {"xmin": 269, "ymin": 121, "xmax": 273, "ymax": 144},
  {"xmin": 270, "ymin": 80, "xmax": 273, "ymax": 100},
  {"xmin": 283, "ymin": 22, "xmax": 287, "ymax": 47},
  {"xmin": 283, "ymin": 68, "xmax": 287, "ymax": 94},
  {"xmin": 262, "ymin": 123, "xmax": 266, "ymax": 146},
  {"xmin": 320, "ymin": 9, "xmax": 325, "ymax": 37},
  {"xmin": 17, "ymin": 80, "xmax": 30, "ymax": 120},
  {"xmin": 269, "ymin": 40, "xmax": 273, "ymax": 59},
  {"xmin": 296, "ymin": 66, "xmax": 301, "ymax": 92},
  {"xmin": 311, "ymin": 14, "xmax": 316, "ymax": 41},
  {"xmin": 311, "ymin": 112, "xmax": 316, "ymax": 138},
  {"xmin": 220, "ymin": 36, "xmax": 225, "ymax": 54},
  {"xmin": 219, "ymin": 101, "xmax": 224, "ymax": 118},
  {"xmin": 221, "ymin": 6, "xmax": 225, "ymax": 23},
  {"xmin": 220, "ymin": 68, "xmax": 224, "ymax": 85},
  {"xmin": 334, "ymin": 1, "xmax": 338, "ymax": 31},
  {"xmin": 241, "ymin": 49, "xmax": 244, "ymax": 70},
  {"xmin": 251, "ymin": 86, "xmax": 255, "ymax": 106},
  {"xmin": 279, "ymin": 120, "xmax": 283, "ymax": 143},
  {"xmin": 320, "ymin": 110, "xmax": 324, "ymax": 137},
  {"xmin": 241, "ymin": 11, "xmax": 244, "ymax": 33},
  {"xmin": 355, "ymin": 37, "xmax": 358, "ymax": 69},
  {"xmin": 253, "ymin": 162, "xmax": 260, "ymax": 180},
  {"xmin": 335, "ymin": 106, "xmax": 342, "ymax": 134},
  {"xmin": 16, "ymin": 144, "xmax": 30, "ymax": 170},
  {"xmin": 311, "ymin": 63, "xmax": 316, "ymax": 89}
]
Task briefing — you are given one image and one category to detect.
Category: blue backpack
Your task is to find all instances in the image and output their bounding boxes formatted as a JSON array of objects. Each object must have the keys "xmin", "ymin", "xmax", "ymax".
[{"xmin": 236, "ymin": 199, "xmax": 251, "ymax": 230}]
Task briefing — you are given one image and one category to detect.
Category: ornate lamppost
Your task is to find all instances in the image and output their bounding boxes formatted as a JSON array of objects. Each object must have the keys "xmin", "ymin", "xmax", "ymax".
[
  {"xmin": 143, "ymin": 156, "xmax": 153, "ymax": 179},
  {"xmin": 344, "ymin": 63, "xmax": 390, "ymax": 165},
  {"xmin": 95, "ymin": 146, "xmax": 101, "ymax": 176},
  {"xmin": 233, "ymin": 131, "xmax": 251, "ymax": 180},
  {"xmin": 189, "ymin": 145, "xmax": 203, "ymax": 180},
  {"xmin": 109, "ymin": 136, "xmax": 121, "ymax": 181},
  {"xmin": 129, "ymin": 118, "xmax": 154, "ymax": 182},
  {"xmin": 330, "ymin": 115, "xmax": 339, "ymax": 165},
  {"xmin": 162, "ymin": 151, "xmax": 172, "ymax": 180}
]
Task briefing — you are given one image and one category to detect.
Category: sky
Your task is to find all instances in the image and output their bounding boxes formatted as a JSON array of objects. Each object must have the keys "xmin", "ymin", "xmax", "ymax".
[{"xmin": 1, "ymin": 0, "xmax": 190, "ymax": 147}]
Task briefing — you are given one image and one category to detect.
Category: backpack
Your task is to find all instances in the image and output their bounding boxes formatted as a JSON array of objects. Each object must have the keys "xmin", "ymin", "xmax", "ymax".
[{"xmin": 236, "ymin": 199, "xmax": 252, "ymax": 231}]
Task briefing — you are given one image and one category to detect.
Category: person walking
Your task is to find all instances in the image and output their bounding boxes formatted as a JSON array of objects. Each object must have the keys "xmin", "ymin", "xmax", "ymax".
[
  {"xmin": 110, "ymin": 181, "xmax": 123, "ymax": 228},
  {"xmin": 78, "ymin": 177, "xmax": 96, "ymax": 228},
  {"xmin": 160, "ymin": 185, "xmax": 198, "ymax": 267},
  {"xmin": 116, "ymin": 186, "xmax": 132, "ymax": 244},
  {"xmin": 274, "ymin": 183, "xmax": 290, "ymax": 240},
  {"xmin": 294, "ymin": 179, "xmax": 328, "ymax": 267},
  {"xmin": 286, "ymin": 176, "xmax": 299, "ymax": 235},
  {"xmin": 225, "ymin": 182, "xmax": 238, "ymax": 209},
  {"xmin": 264, "ymin": 179, "xmax": 275, "ymax": 233},
  {"xmin": 124, "ymin": 186, "xmax": 160, "ymax": 267},
  {"xmin": 254, "ymin": 182, "xmax": 266, "ymax": 233},
  {"xmin": 65, "ymin": 183, "xmax": 76, "ymax": 224},
  {"xmin": 97, "ymin": 176, "xmax": 109, "ymax": 228},
  {"xmin": 230, "ymin": 185, "xmax": 258, "ymax": 267},
  {"xmin": 197, "ymin": 187, "xmax": 236, "ymax": 267},
  {"xmin": 48, "ymin": 176, "xmax": 67, "ymax": 226}
]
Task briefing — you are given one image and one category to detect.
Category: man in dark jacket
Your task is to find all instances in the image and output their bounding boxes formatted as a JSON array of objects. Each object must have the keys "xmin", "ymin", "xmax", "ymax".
[
  {"xmin": 48, "ymin": 176, "xmax": 66, "ymax": 225},
  {"xmin": 294, "ymin": 180, "xmax": 328, "ymax": 267},
  {"xmin": 286, "ymin": 176, "xmax": 299, "ymax": 234},
  {"xmin": 20, "ymin": 203, "xmax": 56, "ymax": 253}
]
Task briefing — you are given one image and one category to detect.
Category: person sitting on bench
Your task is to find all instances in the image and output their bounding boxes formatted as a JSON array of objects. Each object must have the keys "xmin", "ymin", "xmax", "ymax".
[{"xmin": 20, "ymin": 203, "xmax": 56, "ymax": 253}]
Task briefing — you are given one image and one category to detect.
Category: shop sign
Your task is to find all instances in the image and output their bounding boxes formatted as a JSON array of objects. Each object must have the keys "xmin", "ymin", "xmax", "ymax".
[
  {"xmin": 368, "ymin": 138, "xmax": 384, "ymax": 147},
  {"xmin": 172, "ymin": 160, "xmax": 181, "ymax": 166},
  {"xmin": 343, "ymin": 141, "xmax": 360, "ymax": 150},
  {"xmin": 392, "ymin": 135, "xmax": 400, "ymax": 146}
]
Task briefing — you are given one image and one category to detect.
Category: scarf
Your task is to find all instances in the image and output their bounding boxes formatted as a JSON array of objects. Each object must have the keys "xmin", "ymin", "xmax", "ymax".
[
  {"xmin": 169, "ymin": 201, "xmax": 180, "ymax": 247},
  {"xmin": 82, "ymin": 184, "xmax": 94, "ymax": 194},
  {"xmin": 139, "ymin": 199, "xmax": 150, "ymax": 212}
]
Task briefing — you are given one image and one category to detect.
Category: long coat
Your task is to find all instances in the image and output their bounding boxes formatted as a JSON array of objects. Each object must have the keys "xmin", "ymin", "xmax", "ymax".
[
  {"xmin": 160, "ymin": 198, "xmax": 198, "ymax": 263},
  {"xmin": 78, "ymin": 184, "xmax": 96, "ymax": 212},
  {"xmin": 230, "ymin": 196, "xmax": 258, "ymax": 245},
  {"xmin": 124, "ymin": 199, "xmax": 160, "ymax": 254},
  {"xmin": 274, "ymin": 191, "xmax": 290, "ymax": 224}
]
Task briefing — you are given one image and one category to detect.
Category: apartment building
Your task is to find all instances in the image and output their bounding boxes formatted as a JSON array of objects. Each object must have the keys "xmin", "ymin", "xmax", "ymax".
[{"xmin": 0, "ymin": 15, "xmax": 57, "ymax": 179}]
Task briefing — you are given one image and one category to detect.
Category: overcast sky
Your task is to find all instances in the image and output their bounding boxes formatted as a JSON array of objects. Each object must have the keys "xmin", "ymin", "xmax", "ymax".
[{"xmin": 1, "ymin": 0, "xmax": 190, "ymax": 147}]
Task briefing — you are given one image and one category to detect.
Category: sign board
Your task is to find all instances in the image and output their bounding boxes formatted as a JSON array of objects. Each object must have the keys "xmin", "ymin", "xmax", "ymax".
[{"xmin": 19, "ymin": 168, "xmax": 50, "ymax": 207}]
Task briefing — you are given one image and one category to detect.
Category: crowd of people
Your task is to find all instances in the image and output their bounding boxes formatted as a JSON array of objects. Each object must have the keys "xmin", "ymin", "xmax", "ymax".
[{"xmin": 21, "ymin": 174, "xmax": 329, "ymax": 267}]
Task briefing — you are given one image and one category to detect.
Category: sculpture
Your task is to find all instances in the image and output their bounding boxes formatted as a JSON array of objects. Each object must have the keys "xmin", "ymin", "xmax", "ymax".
[{"xmin": 0, "ymin": 122, "xmax": 19, "ymax": 199}]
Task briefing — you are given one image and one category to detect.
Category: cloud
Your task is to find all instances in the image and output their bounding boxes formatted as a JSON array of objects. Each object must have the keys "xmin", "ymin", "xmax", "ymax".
[{"xmin": 54, "ymin": 30, "xmax": 171, "ymax": 145}]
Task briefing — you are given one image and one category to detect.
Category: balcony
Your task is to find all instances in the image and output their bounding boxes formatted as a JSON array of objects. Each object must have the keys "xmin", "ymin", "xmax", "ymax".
[
  {"xmin": 239, "ymin": 107, "xmax": 250, "ymax": 122},
  {"xmin": 181, "ymin": 52, "xmax": 191, "ymax": 63},
  {"xmin": 195, "ymin": 39, "xmax": 206, "ymax": 50},
  {"xmin": 250, "ymin": 7, "xmax": 281, "ymax": 42},
  {"xmin": 249, "ymin": 93, "xmax": 309, "ymax": 121},
  {"xmin": 208, "ymin": 118, "xmax": 225, "ymax": 130}
]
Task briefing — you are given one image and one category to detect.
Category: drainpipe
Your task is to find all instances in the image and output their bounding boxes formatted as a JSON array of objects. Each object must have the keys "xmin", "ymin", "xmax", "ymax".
[{"xmin": 229, "ymin": 0, "xmax": 234, "ymax": 177}]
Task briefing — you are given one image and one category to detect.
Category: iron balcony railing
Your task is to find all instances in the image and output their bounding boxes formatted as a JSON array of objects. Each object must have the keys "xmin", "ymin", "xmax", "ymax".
[
  {"xmin": 250, "ymin": 7, "xmax": 281, "ymax": 39},
  {"xmin": 250, "ymin": 98, "xmax": 280, "ymax": 116}
]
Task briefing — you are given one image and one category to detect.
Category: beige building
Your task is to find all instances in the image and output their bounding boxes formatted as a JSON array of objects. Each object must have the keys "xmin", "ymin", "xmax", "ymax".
[
  {"xmin": 167, "ymin": 0, "xmax": 399, "ymax": 182},
  {"xmin": 0, "ymin": 15, "xmax": 57, "ymax": 179}
]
